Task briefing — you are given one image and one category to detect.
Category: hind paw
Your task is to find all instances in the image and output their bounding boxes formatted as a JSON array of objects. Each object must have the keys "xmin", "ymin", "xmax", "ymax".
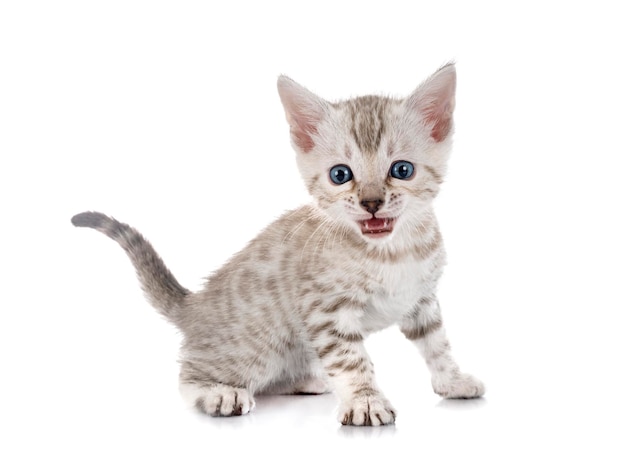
[{"xmin": 180, "ymin": 383, "xmax": 255, "ymax": 417}]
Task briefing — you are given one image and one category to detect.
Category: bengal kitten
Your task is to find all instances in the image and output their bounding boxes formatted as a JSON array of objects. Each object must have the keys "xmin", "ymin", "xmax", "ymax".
[{"xmin": 72, "ymin": 63, "xmax": 484, "ymax": 426}]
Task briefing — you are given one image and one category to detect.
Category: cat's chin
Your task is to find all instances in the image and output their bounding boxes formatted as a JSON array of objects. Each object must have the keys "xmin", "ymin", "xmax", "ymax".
[{"xmin": 358, "ymin": 217, "xmax": 396, "ymax": 239}]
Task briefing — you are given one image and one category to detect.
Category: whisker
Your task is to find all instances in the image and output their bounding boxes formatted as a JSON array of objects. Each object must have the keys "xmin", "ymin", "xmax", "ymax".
[
  {"xmin": 301, "ymin": 217, "xmax": 331, "ymax": 261},
  {"xmin": 282, "ymin": 212, "xmax": 318, "ymax": 245}
]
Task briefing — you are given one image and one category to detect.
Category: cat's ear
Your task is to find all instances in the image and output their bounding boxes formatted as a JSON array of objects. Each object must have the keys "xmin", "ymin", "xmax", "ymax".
[
  {"xmin": 277, "ymin": 76, "xmax": 329, "ymax": 153},
  {"xmin": 406, "ymin": 63, "xmax": 456, "ymax": 142}
]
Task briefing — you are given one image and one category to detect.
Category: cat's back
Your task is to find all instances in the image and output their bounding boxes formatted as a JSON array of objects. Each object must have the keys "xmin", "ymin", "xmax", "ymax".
[{"xmin": 187, "ymin": 205, "xmax": 324, "ymax": 304}]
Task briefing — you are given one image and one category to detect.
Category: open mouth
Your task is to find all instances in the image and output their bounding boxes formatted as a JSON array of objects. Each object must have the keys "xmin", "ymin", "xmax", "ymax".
[{"xmin": 358, "ymin": 217, "xmax": 395, "ymax": 238}]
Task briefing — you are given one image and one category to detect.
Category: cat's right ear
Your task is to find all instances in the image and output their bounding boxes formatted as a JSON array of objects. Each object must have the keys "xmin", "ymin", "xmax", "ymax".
[{"xmin": 277, "ymin": 76, "xmax": 329, "ymax": 153}]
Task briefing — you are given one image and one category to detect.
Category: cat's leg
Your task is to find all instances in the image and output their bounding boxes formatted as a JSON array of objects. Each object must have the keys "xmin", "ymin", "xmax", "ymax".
[
  {"xmin": 400, "ymin": 297, "xmax": 485, "ymax": 398},
  {"xmin": 307, "ymin": 311, "xmax": 396, "ymax": 426},
  {"xmin": 178, "ymin": 363, "xmax": 255, "ymax": 417}
]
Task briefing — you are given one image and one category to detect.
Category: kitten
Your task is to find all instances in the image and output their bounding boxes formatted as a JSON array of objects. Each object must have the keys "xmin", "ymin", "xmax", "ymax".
[{"xmin": 72, "ymin": 63, "xmax": 484, "ymax": 426}]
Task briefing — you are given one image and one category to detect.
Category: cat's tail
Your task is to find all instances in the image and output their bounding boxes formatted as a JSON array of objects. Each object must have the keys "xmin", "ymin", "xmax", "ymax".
[{"xmin": 71, "ymin": 211, "xmax": 191, "ymax": 323}]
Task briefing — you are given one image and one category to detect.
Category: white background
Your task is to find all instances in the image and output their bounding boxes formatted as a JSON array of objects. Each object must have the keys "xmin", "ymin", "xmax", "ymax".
[{"xmin": 1, "ymin": 1, "xmax": 625, "ymax": 468}]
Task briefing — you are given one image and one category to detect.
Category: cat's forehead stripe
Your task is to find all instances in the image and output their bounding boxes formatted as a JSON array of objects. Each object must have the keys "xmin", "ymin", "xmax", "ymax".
[{"xmin": 343, "ymin": 96, "xmax": 392, "ymax": 155}]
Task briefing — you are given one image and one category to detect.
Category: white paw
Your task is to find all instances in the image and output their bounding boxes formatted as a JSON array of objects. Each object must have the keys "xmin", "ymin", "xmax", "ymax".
[
  {"xmin": 180, "ymin": 383, "xmax": 255, "ymax": 417},
  {"xmin": 338, "ymin": 394, "xmax": 396, "ymax": 426},
  {"xmin": 434, "ymin": 373, "xmax": 485, "ymax": 399}
]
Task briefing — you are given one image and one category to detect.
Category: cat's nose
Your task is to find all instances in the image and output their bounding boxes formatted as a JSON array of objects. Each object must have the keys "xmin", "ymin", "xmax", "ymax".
[{"xmin": 360, "ymin": 199, "xmax": 383, "ymax": 215}]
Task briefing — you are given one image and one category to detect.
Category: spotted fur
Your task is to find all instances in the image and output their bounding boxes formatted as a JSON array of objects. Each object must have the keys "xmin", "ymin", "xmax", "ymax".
[{"xmin": 72, "ymin": 63, "xmax": 484, "ymax": 426}]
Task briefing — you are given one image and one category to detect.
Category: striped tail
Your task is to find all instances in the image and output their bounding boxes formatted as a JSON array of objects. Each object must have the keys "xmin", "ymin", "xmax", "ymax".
[{"xmin": 72, "ymin": 211, "xmax": 190, "ymax": 323}]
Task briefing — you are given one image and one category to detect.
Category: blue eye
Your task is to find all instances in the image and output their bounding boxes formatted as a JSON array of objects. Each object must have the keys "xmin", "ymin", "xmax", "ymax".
[
  {"xmin": 389, "ymin": 161, "xmax": 414, "ymax": 180},
  {"xmin": 329, "ymin": 165, "xmax": 353, "ymax": 185}
]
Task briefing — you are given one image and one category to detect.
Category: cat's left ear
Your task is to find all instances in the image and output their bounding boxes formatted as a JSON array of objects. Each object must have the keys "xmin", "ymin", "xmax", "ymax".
[
  {"xmin": 406, "ymin": 63, "xmax": 456, "ymax": 142},
  {"xmin": 277, "ymin": 76, "xmax": 330, "ymax": 153}
]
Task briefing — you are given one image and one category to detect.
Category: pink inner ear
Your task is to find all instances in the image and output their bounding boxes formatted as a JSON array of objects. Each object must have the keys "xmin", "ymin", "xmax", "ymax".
[
  {"xmin": 409, "ymin": 65, "xmax": 456, "ymax": 143},
  {"xmin": 424, "ymin": 100, "xmax": 454, "ymax": 142},
  {"xmin": 290, "ymin": 114, "xmax": 318, "ymax": 153},
  {"xmin": 278, "ymin": 76, "xmax": 327, "ymax": 153}
]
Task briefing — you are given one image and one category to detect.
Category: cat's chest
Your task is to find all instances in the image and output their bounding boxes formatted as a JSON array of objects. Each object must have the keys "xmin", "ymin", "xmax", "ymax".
[{"xmin": 359, "ymin": 258, "xmax": 437, "ymax": 333}]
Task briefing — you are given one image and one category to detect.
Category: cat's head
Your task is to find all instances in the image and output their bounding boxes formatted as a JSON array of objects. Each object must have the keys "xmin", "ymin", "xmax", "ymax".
[{"xmin": 277, "ymin": 64, "xmax": 456, "ymax": 246}]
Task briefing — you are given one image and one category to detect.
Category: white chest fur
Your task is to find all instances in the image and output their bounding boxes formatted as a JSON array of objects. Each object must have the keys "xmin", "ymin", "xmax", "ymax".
[{"xmin": 359, "ymin": 256, "xmax": 439, "ymax": 334}]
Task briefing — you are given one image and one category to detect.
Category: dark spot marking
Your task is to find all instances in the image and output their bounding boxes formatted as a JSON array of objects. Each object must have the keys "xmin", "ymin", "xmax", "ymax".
[
  {"xmin": 401, "ymin": 318, "xmax": 443, "ymax": 340},
  {"xmin": 343, "ymin": 357, "xmax": 366, "ymax": 372},
  {"xmin": 329, "ymin": 328, "xmax": 363, "ymax": 342},
  {"xmin": 353, "ymin": 386, "xmax": 377, "ymax": 397},
  {"xmin": 424, "ymin": 165, "xmax": 444, "ymax": 184},
  {"xmin": 414, "ymin": 230, "xmax": 443, "ymax": 260},
  {"xmin": 328, "ymin": 358, "xmax": 348, "ymax": 370},
  {"xmin": 318, "ymin": 341, "xmax": 341, "ymax": 359},
  {"xmin": 322, "ymin": 297, "xmax": 365, "ymax": 314},
  {"xmin": 312, "ymin": 282, "xmax": 333, "ymax": 294},
  {"xmin": 330, "ymin": 357, "xmax": 365, "ymax": 372},
  {"xmin": 308, "ymin": 320, "xmax": 335, "ymax": 339}
]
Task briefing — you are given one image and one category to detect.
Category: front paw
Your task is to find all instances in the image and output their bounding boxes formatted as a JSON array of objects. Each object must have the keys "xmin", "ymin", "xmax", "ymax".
[
  {"xmin": 434, "ymin": 373, "xmax": 485, "ymax": 399},
  {"xmin": 338, "ymin": 395, "xmax": 396, "ymax": 426}
]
